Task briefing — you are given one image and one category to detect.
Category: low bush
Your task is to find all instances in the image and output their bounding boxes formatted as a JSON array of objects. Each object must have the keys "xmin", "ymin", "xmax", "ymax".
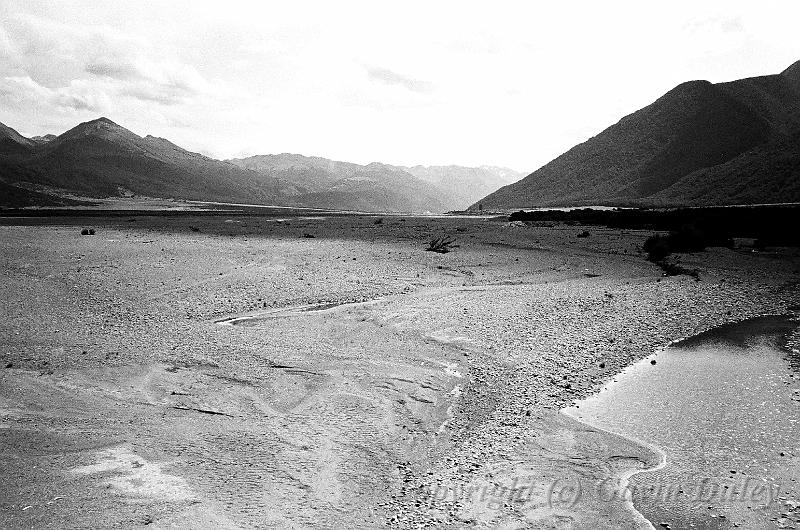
[
  {"xmin": 657, "ymin": 260, "xmax": 700, "ymax": 279},
  {"xmin": 643, "ymin": 234, "xmax": 671, "ymax": 261},
  {"xmin": 425, "ymin": 236, "xmax": 458, "ymax": 254},
  {"xmin": 643, "ymin": 224, "xmax": 733, "ymax": 262}
]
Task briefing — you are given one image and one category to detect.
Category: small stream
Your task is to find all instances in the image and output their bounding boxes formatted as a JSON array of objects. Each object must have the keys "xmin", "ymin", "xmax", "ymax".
[
  {"xmin": 565, "ymin": 315, "xmax": 800, "ymax": 529},
  {"xmin": 214, "ymin": 300, "xmax": 368, "ymax": 325}
]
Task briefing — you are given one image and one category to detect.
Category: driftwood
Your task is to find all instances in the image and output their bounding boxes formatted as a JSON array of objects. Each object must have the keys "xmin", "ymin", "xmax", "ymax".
[
  {"xmin": 172, "ymin": 405, "xmax": 233, "ymax": 417},
  {"xmin": 425, "ymin": 236, "xmax": 458, "ymax": 254}
]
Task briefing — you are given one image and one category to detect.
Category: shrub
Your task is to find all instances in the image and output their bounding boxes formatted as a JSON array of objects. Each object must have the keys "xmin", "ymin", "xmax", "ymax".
[
  {"xmin": 642, "ymin": 223, "xmax": 733, "ymax": 262},
  {"xmin": 665, "ymin": 224, "xmax": 709, "ymax": 252},
  {"xmin": 643, "ymin": 234, "xmax": 671, "ymax": 261},
  {"xmin": 657, "ymin": 260, "xmax": 700, "ymax": 280},
  {"xmin": 643, "ymin": 234, "xmax": 701, "ymax": 278},
  {"xmin": 425, "ymin": 236, "xmax": 458, "ymax": 254}
]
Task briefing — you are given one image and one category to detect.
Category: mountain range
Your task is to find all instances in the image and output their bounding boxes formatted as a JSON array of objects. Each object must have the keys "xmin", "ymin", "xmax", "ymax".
[
  {"xmin": 5, "ymin": 61, "xmax": 798, "ymax": 212},
  {"xmin": 228, "ymin": 155, "xmax": 520, "ymax": 212},
  {"xmin": 0, "ymin": 118, "xmax": 520, "ymax": 212},
  {"xmin": 473, "ymin": 61, "xmax": 800, "ymax": 210}
]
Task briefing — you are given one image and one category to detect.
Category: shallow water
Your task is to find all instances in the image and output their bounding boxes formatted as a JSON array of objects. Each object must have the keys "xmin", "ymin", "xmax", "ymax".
[
  {"xmin": 214, "ymin": 300, "xmax": 367, "ymax": 325},
  {"xmin": 565, "ymin": 316, "xmax": 800, "ymax": 529}
]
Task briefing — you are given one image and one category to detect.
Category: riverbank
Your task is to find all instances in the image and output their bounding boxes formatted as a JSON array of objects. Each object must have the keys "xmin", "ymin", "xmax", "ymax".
[{"xmin": 1, "ymin": 214, "xmax": 798, "ymax": 528}]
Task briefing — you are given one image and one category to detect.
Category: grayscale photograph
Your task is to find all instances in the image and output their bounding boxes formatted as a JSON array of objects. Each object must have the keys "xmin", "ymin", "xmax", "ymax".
[{"xmin": 1, "ymin": 1, "xmax": 799, "ymax": 529}]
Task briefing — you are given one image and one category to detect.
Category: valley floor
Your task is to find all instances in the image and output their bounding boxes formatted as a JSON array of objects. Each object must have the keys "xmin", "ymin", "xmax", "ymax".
[{"xmin": 1, "ymin": 214, "xmax": 798, "ymax": 529}]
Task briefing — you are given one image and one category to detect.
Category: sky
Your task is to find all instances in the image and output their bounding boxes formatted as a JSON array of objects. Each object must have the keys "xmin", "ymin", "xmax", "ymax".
[{"xmin": 1, "ymin": 1, "xmax": 799, "ymax": 172}]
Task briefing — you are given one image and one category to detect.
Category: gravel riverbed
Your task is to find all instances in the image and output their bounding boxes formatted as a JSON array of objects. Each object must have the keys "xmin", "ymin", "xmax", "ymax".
[{"xmin": 1, "ymin": 214, "xmax": 798, "ymax": 529}]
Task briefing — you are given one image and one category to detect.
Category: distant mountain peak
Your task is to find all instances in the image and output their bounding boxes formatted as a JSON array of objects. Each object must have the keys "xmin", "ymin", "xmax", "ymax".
[
  {"xmin": 76, "ymin": 116, "xmax": 125, "ymax": 131},
  {"xmin": 781, "ymin": 59, "xmax": 800, "ymax": 76},
  {"xmin": 659, "ymin": 79, "xmax": 716, "ymax": 100},
  {"xmin": 56, "ymin": 117, "xmax": 140, "ymax": 145},
  {"xmin": 83, "ymin": 116, "xmax": 126, "ymax": 130},
  {"xmin": 31, "ymin": 134, "xmax": 57, "ymax": 144},
  {"xmin": 781, "ymin": 59, "xmax": 800, "ymax": 91}
]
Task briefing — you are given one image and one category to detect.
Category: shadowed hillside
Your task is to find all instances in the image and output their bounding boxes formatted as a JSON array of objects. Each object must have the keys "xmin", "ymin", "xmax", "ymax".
[
  {"xmin": 0, "ymin": 122, "xmax": 34, "ymax": 156},
  {"xmin": 473, "ymin": 61, "xmax": 800, "ymax": 209},
  {"xmin": 0, "ymin": 118, "xmax": 287, "ymax": 207}
]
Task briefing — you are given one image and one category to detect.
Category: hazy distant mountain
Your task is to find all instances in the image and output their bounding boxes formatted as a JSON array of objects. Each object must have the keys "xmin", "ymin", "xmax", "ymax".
[
  {"xmin": 30, "ymin": 134, "xmax": 57, "ymax": 144},
  {"xmin": 230, "ymin": 155, "xmax": 521, "ymax": 211},
  {"xmin": 231, "ymin": 155, "xmax": 456, "ymax": 212},
  {"xmin": 473, "ymin": 60, "xmax": 800, "ymax": 210},
  {"xmin": 400, "ymin": 165, "xmax": 522, "ymax": 210}
]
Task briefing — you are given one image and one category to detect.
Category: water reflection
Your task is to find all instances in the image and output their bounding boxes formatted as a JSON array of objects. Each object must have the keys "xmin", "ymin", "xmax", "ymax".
[{"xmin": 565, "ymin": 316, "xmax": 800, "ymax": 529}]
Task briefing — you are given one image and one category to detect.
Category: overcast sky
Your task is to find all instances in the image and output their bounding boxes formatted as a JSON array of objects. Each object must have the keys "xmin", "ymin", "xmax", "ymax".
[{"xmin": 1, "ymin": 1, "xmax": 799, "ymax": 171}]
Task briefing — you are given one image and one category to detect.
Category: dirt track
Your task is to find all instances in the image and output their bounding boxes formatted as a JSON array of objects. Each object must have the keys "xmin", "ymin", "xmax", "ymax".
[{"xmin": 1, "ymin": 215, "xmax": 798, "ymax": 528}]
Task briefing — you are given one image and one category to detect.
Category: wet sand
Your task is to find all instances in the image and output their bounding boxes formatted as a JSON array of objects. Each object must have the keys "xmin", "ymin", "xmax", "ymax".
[{"xmin": 1, "ymin": 214, "xmax": 799, "ymax": 528}]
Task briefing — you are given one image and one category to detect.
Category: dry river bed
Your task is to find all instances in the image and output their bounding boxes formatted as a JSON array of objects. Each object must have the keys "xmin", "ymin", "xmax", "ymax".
[{"xmin": 1, "ymin": 214, "xmax": 799, "ymax": 529}]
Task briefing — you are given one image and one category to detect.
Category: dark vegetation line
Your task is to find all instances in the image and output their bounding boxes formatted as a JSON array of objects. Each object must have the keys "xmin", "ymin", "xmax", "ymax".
[
  {"xmin": 509, "ymin": 205, "xmax": 800, "ymax": 248},
  {"xmin": 510, "ymin": 205, "xmax": 800, "ymax": 277}
]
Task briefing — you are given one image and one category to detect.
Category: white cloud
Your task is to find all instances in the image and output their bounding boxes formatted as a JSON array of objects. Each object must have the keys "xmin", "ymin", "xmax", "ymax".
[
  {"xmin": 0, "ymin": 75, "xmax": 111, "ymax": 113},
  {"xmin": 1, "ymin": 0, "xmax": 799, "ymax": 170},
  {"xmin": 365, "ymin": 66, "xmax": 434, "ymax": 94},
  {"xmin": 0, "ymin": 8, "xmax": 230, "ymax": 143}
]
